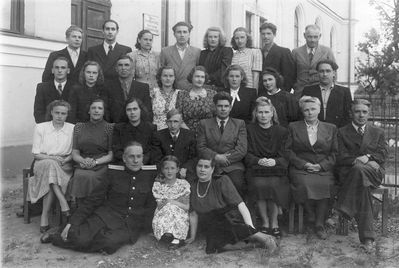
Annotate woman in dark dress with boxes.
[285,96,338,239]
[186,155,277,254]
[68,99,113,204]
[245,97,289,237]
[258,67,298,127]
[199,27,233,90]
[68,61,105,123]
[112,97,160,165]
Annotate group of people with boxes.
[28,18,387,255]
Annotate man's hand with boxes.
[215,154,230,167]
[353,155,369,165]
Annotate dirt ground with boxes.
[2,175,399,268]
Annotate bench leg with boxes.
[381,189,388,236]
[289,203,295,234]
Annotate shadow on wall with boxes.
[1,145,32,178]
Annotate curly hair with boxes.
[78,61,104,86]
[223,64,247,88]
[260,67,284,90]
[156,66,176,88]
[251,96,279,125]
[187,66,209,84]
[135,29,153,50]
[202,27,227,48]
[231,27,253,50]
[45,100,71,121]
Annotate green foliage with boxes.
[356,0,399,97]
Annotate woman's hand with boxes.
[61,223,71,241]
[258,158,276,167]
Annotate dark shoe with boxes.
[160,233,174,244]
[315,226,327,240]
[271,227,282,238]
[360,239,374,253]
[260,226,271,235]
[40,232,53,244]
[40,225,50,233]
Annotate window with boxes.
[1,0,24,34]
[294,9,299,48]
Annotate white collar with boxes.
[216,117,229,125]
[104,41,117,51]
[54,80,67,88]
[352,122,366,132]
[67,46,80,55]
[170,130,180,138]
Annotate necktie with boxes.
[220,120,225,134]
[57,83,63,95]
[309,50,313,64]
[172,135,177,143]
[71,49,78,66]
[108,45,113,55]
[358,126,364,136]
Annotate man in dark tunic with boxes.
[335,99,387,252]
[45,142,156,254]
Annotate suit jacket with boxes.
[87,43,132,80]
[103,79,152,123]
[197,117,247,172]
[302,84,352,128]
[160,45,201,90]
[292,44,335,96]
[285,121,338,173]
[262,43,296,91]
[42,47,87,83]
[157,128,196,169]
[222,87,257,124]
[33,81,74,123]
[337,123,387,174]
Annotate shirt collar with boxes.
[104,41,117,51]
[170,130,180,138]
[267,88,281,96]
[306,46,317,54]
[230,87,240,93]
[54,80,67,88]
[352,122,366,132]
[304,120,319,128]
[67,46,80,55]
[49,121,69,134]
[216,117,229,126]
[176,43,189,51]
[320,84,334,91]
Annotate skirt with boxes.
[67,165,107,198]
[28,159,73,203]
[248,175,290,209]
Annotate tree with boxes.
[356,0,399,98]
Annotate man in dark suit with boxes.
[34,56,74,123]
[42,26,87,84]
[292,24,336,99]
[302,60,352,128]
[46,142,156,254]
[336,99,387,252]
[259,22,295,92]
[87,20,132,81]
[197,92,247,195]
[160,21,200,90]
[102,55,152,123]
[156,109,197,183]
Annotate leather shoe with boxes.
[271,227,282,238]
[40,225,50,233]
[40,232,53,244]
[315,226,327,240]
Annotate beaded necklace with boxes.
[196,179,212,198]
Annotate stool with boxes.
[336,187,389,236]
[288,202,304,233]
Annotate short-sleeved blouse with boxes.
[175,88,216,135]
[128,50,160,89]
[191,176,242,214]
[150,87,180,130]
[32,121,74,156]
[73,120,113,158]
[231,48,262,88]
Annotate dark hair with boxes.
[172,21,193,33]
[160,155,181,169]
[260,67,284,90]
[120,97,149,123]
[123,141,143,153]
[351,98,371,112]
[213,91,233,105]
[135,30,153,49]
[187,66,209,84]
[259,22,277,35]
[223,64,247,88]
[316,59,339,71]
[117,54,133,63]
[166,108,182,120]
[52,56,70,68]
[102,19,119,30]
[78,61,104,86]
[156,66,176,88]
[197,152,216,168]
[65,25,83,37]
[86,98,106,119]
[231,27,253,50]
[45,100,71,121]
[252,96,279,125]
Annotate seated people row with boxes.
[31,95,386,253]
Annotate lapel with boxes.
[61,48,74,68]
[171,46,183,66]
[312,46,323,66]
[128,80,137,99]
[360,123,372,152]
[264,44,277,61]
[182,46,194,65]
[76,50,86,68]
[96,44,107,63]
[297,121,314,150]
[210,118,222,141]
[326,86,339,115]
[314,122,328,148]
[105,43,121,71]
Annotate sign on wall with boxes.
[143,13,160,36]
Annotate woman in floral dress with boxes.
[176,66,216,136]
[150,66,180,130]
[152,155,191,249]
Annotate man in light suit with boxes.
[102,55,152,123]
[336,99,387,252]
[42,26,87,84]
[160,21,200,90]
[197,92,247,195]
[259,22,295,92]
[302,60,352,128]
[87,20,132,81]
[292,24,336,99]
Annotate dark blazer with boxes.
[199,46,233,88]
[33,81,74,123]
[87,43,132,80]
[157,128,196,169]
[262,43,296,91]
[102,79,152,123]
[42,47,87,83]
[285,120,338,173]
[337,123,387,173]
[160,45,201,90]
[222,87,257,124]
[197,117,247,173]
[302,84,352,128]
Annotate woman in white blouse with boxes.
[29,100,74,234]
